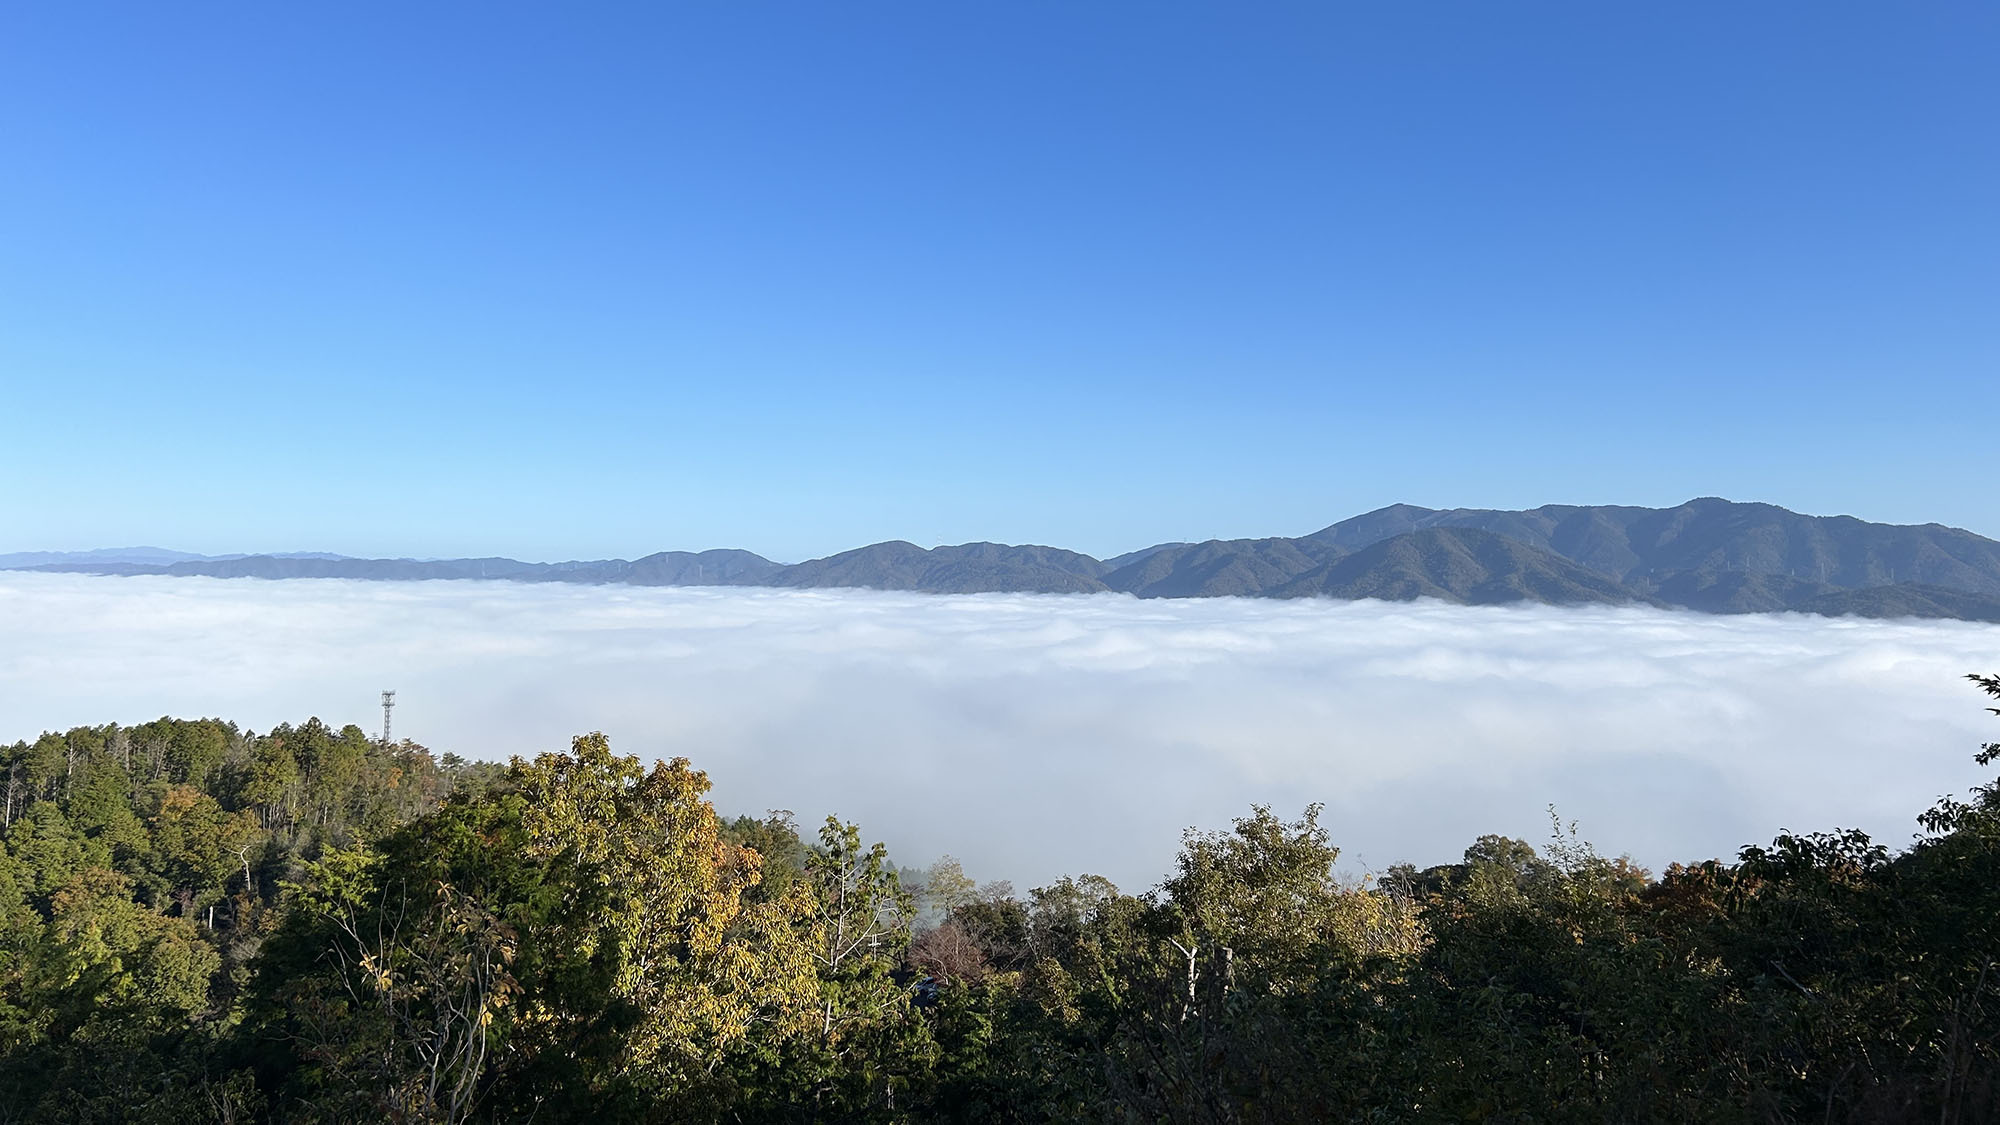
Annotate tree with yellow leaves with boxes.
[253,733,818,1122]
[503,734,818,1110]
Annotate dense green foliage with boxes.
[1,682,1998,1122]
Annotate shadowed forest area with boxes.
[0,683,1996,1123]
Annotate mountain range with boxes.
[12,499,2000,623]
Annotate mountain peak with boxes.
[12,499,2000,622]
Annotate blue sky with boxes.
[3,3,1994,562]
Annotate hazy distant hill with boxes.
[622,549,786,586]
[1791,583,2000,624]
[766,542,1109,594]
[0,547,348,569]
[1103,538,1335,598]
[1100,542,1190,570]
[29,556,627,582]
[15,499,2000,622]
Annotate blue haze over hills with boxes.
[14,498,2000,623]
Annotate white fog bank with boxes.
[2,572,1995,891]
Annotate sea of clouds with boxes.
[2,571,1995,892]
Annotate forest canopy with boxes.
[0,683,1996,1123]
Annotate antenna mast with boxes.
[380,690,396,745]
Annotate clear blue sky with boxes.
[3,3,1994,562]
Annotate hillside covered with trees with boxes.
[1,686,1997,1122]
[17,499,2000,622]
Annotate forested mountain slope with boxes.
[16,499,2000,621]
[1305,497,2000,594]
[1271,527,1643,606]
[1102,536,1333,598]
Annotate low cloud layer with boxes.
[2,572,1995,892]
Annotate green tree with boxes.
[255,733,818,1122]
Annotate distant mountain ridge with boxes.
[0,547,349,569]
[13,499,2000,623]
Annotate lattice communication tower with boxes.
[381,690,396,745]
